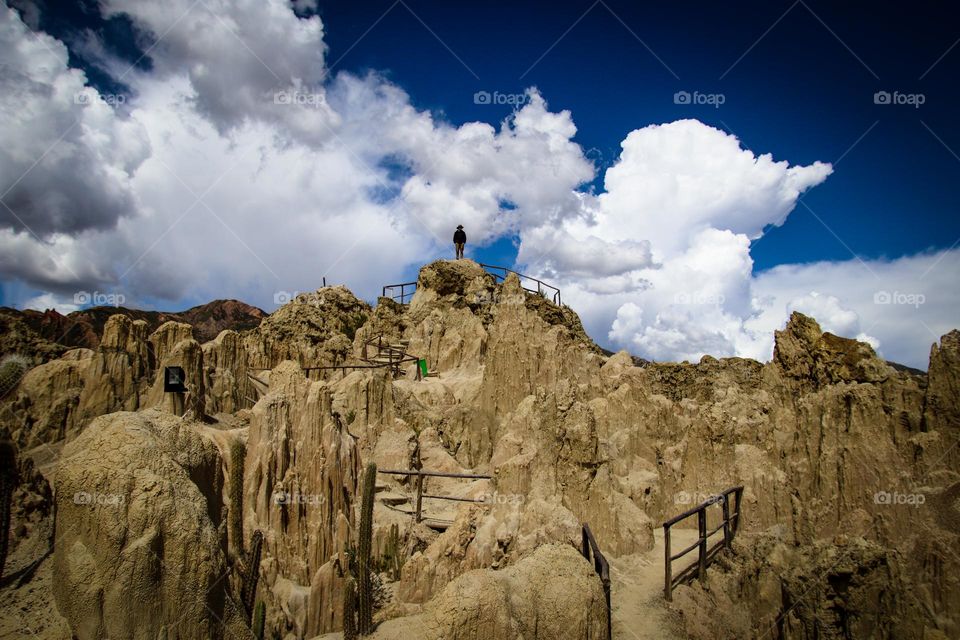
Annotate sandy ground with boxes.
[0,552,71,640]
[609,527,698,640]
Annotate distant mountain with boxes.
[0,299,267,355]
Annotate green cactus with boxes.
[229,439,246,556]
[252,600,266,640]
[343,575,357,640]
[0,355,29,400]
[380,523,404,581]
[243,530,263,620]
[0,438,18,580]
[358,462,376,635]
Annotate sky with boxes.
[0,0,957,369]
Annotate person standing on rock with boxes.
[453,225,467,259]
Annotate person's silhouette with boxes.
[453,225,466,259]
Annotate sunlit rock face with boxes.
[4,260,959,639]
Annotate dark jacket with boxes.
[453,229,467,244]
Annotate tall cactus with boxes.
[0,355,28,400]
[358,462,377,635]
[229,439,246,556]
[243,530,263,619]
[252,600,266,640]
[0,438,18,580]
[343,575,357,640]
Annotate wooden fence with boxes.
[662,486,743,601]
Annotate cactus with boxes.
[229,439,246,556]
[358,462,376,635]
[252,600,266,640]
[343,575,357,640]
[0,438,18,580]
[0,355,29,400]
[381,523,404,581]
[242,530,263,619]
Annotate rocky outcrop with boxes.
[51,410,248,640]
[4,261,959,640]
[245,362,362,636]
[673,534,939,639]
[360,544,608,640]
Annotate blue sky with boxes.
[1,0,957,367]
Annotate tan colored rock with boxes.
[352,544,608,640]
[145,322,205,417]
[51,410,248,639]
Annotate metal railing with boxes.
[479,263,561,306]
[250,335,424,380]
[662,486,743,601]
[581,523,611,640]
[382,282,417,304]
[378,469,491,523]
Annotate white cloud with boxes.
[0,2,956,370]
[0,5,150,237]
[22,292,80,315]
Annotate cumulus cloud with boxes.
[2,1,956,370]
[0,5,150,237]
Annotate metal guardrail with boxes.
[662,486,743,601]
[581,523,611,640]
[380,264,561,306]
[382,282,417,303]
[250,336,424,380]
[378,469,491,523]
[479,263,561,306]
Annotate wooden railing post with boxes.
[664,523,672,601]
[414,471,424,523]
[721,494,732,549]
[697,509,707,581]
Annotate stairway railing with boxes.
[378,469,492,523]
[662,486,743,601]
[478,263,561,305]
[581,523,611,640]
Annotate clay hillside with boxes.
[0,299,267,360]
[0,259,957,640]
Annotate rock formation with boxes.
[0,260,957,639]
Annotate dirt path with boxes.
[608,527,698,640]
